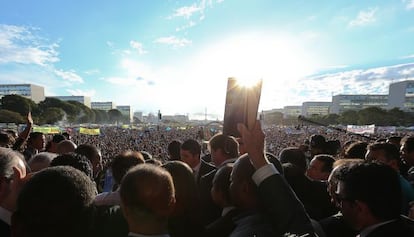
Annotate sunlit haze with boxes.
[1,0,414,120]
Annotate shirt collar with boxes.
[0,206,12,225]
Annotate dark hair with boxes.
[75,144,100,161]
[313,154,335,173]
[367,142,400,162]
[15,166,96,237]
[209,134,239,158]
[50,152,93,179]
[111,151,145,185]
[27,132,43,145]
[337,162,401,221]
[181,139,201,156]
[344,141,368,159]
[52,134,66,143]
[167,140,182,161]
[212,163,233,204]
[279,147,307,174]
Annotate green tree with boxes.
[38,97,80,122]
[357,107,387,125]
[0,94,38,117]
[108,109,123,123]
[338,110,358,125]
[0,109,24,123]
[67,101,95,123]
[40,107,65,124]
[93,109,109,124]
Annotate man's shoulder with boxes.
[367,216,414,237]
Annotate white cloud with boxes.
[0,24,59,66]
[348,8,378,27]
[54,69,84,83]
[405,0,414,10]
[154,36,192,48]
[129,40,147,55]
[84,69,100,75]
[106,41,114,48]
[401,54,414,59]
[66,89,96,97]
[176,21,197,32]
[172,4,202,19]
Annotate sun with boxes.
[234,77,262,88]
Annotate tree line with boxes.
[0,95,128,124]
[263,106,414,127]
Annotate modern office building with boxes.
[133,112,143,122]
[91,102,116,111]
[283,106,302,118]
[388,80,414,112]
[330,94,388,114]
[0,84,45,103]
[116,105,133,122]
[49,96,91,108]
[301,102,331,117]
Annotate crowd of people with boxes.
[1,115,414,236]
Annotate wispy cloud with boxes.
[401,54,414,59]
[404,0,414,10]
[0,24,59,66]
[130,40,147,55]
[348,7,378,27]
[169,0,224,31]
[66,89,96,97]
[54,69,84,83]
[154,36,192,48]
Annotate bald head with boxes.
[230,154,257,209]
[120,164,175,222]
[57,140,77,154]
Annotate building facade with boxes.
[283,106,302,118]
[301,101,331,117]
[49,96,91,108]
[330,94,388,114]
[0,84,45,103]
[91,102,116,111]
[388,80,414,112]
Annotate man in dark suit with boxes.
[233,122,316,237]
[180,139,215,185]
[0,148,27,237]
[198,134,239,225]
[120,164,175,237]
[336,162,414,237]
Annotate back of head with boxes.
[310,134,326,152]
[52,134,66,144]
[0,132,12,148]
[0,147,24,178]
[57,140,77,154]
[111,151,145,185]
[75,144,99,160]
[313,154,335,174]
[212,163,233,206]
[181,139,201,156]
[162,161,198,215]
[27,132,43,146]
[28,152,57,172]
[279,147,307,174]
[337,162,401,221]
[120,164,175,222]
[230,154,258,209]
[14,166,96,237]
[344,141,368,159]
[367,142,400,162]
[50,152,93,179]
[167,140,182,161]
[209,133,239,159]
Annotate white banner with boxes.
[347,124,375,134]
[376,126,396,134]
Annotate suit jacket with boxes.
[257,173,316,236]
[198,169,222,225]
[364,216,414,237]
[0,219,10,237]
[196,160,215,185]
[205,208,241,237]
[319,212,357,237]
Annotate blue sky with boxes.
[1,0,414,119]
